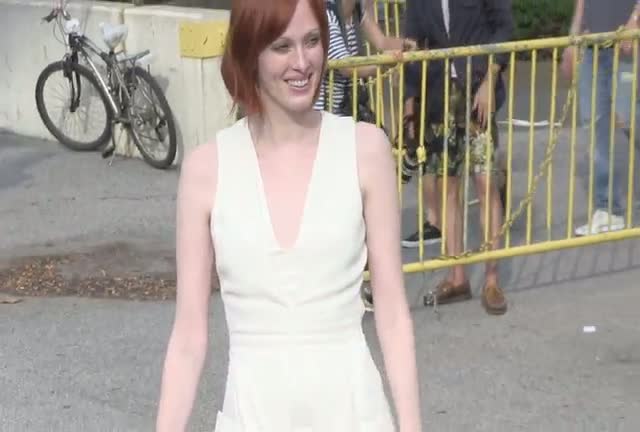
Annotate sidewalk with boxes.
[2,129,640,431]
[0,132,178,299]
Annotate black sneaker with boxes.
[401,222,442,248]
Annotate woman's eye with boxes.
[307,37,320,47]
[273,44,290,52]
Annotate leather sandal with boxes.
[424,280,472,306]
[481,282,507,315]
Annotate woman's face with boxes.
[256,0,325,115]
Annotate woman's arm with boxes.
[561,0,585,80]
[156,143,218,432]
[569,0,585,36]
[622,1,640,54]
[356,122,422,432]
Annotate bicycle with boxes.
[35,0,177,169]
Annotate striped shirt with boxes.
[314,6,360,113]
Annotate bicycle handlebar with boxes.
[42,10,57,22]
[42,1,71,23]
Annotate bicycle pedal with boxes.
[102,146,115,159]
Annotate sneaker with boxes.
[575,209,625,237]
[361,282,374,312]
[402,222,442,248]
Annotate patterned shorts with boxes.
[408,83,500,178]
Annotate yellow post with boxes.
[608,44,620,229]
[441,58,451,256]
[484,54,495,244]
[547,48,558,240]
[526,50,537,245]
[627,40,638,227]
[505,52,516,249]
[463,56,472,252]
[588,45,599,234]
[567,46,579,238]
[418,60,428,261]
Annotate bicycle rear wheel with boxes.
[125,66,177,169]
[35,60,113,151]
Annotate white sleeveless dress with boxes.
[211,112,395,431]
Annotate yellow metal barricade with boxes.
[327,29,640,275]
[177,1,640,282]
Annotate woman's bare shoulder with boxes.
[181,140,218,174]
[352,121,398,203]
[354,122,394,177]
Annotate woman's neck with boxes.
[248,109,321,149]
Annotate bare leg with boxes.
[474,172,507,314]
[423,174,441,228]
[440,176,466,286]
[423,174,472,307]
[473,174,502,285]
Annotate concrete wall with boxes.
[0,0,234,164]
[123,5,233,162]
[0,0,128,139]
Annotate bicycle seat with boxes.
[100,23,128,50]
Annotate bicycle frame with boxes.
[48,7,140,121]
[67,33,126,118]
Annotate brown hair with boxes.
[221,0,329,115]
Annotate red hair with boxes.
[221,0,329,115]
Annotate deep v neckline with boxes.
[246,112,326,253]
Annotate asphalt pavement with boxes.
[2,111,640,431]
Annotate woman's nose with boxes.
[291,46,310,71]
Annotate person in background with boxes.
[564,0,640,236]
[319,0,415,311]
[315,0,415,115]
[401,0,514,315]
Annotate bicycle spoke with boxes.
[129,75,171,160]
[42,68,108,145]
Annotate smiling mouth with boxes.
[286,75,312,89]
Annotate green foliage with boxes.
[512,0,575,40]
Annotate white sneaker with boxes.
[575,209,625,236]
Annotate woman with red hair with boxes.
[154,0,422,430]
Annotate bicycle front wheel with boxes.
[125,66,177,169]
[35,60,113,151]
